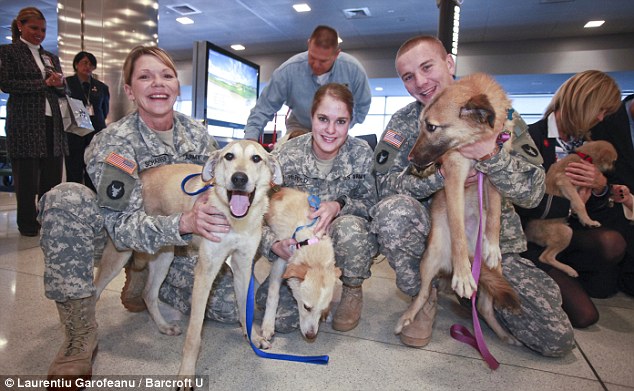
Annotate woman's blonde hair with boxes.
[545,70,621,139]
[12,7,45,43]
[122,45,178,86]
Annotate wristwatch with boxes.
[335,196,346,210]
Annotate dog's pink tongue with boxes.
[230,191,250,217]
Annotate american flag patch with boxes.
[105,152,137,175]
[383,130,404,149]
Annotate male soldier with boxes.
[243,25,371,141]
[369,36,574,357]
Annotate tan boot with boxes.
[400,287,438,347]
[332,285,363,332]
[120,260,148,312]
[48,296,98,390]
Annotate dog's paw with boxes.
[158,323,182,336]
[394,312,415,334]
[483,243,502,270]
[451,272,477,299]
[250,333,272,350]
[561,265,579,278]
[579,217,601,228]
[261,323,275,342]
[500,334,523,347]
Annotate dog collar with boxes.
[295,236,319,249]
[291,194,321,240]
[575,151,593,163]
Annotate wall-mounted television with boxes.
[192,41,259,137]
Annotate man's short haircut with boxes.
[309,25,339,50]
[396,35,447,62]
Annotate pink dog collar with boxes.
[295,236,319,249]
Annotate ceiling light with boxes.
[5,36,12,41]
[584,20,604,28]
[293,3,311,13]
[176,16,194,25]
[375,87,384,92]
[231,44,246,51]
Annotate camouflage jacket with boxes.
[372,100,546,254]
[85,111,218,253]
[260,133,377,256]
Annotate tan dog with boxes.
[394,73,521,345]
[93,140,282,380]
[261,187,341,342]
[524,140,617,277]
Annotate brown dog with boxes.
[93,140,282,382]
[395,73,521,345]
[261,187,341,342]
[524,140,617,277]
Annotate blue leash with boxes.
[245,193,328,364]
[181,173,213,196]
[245,270,329,365]
[291,195,321,239]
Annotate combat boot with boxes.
[399,286,438,347]
[47,296,98,390]
[120,260,148,312]
[332,285,363,332]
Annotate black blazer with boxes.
[65,74,110,132]
[0,40,67,158]
[590,94,634,190]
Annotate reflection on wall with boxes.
[57,0,158,124]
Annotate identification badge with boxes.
[86,103,94,116]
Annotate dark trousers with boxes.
[12,117,63,233]
[65,131,96,191]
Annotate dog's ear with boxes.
[201,149,222,182]
[282,263,308,280]
[334,267,342,278]
[459,94,495,128]
[267,154,284,185]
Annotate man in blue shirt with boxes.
[244,25,371,141]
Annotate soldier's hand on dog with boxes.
[311,201,339,235]
[272,238,298,260]
[565,160,608,192]
[178,192,230,242]
[458,130,499,162]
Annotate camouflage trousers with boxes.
[38,182,238,322]
[370,194,574,357]
[256,213,378,332]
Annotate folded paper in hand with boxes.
[59,96,95,137]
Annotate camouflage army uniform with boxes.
[256,133,378,331]
[369,101,574,357]
[38,111,237,323]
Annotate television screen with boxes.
[204,42,259,130]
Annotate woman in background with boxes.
[522,70,624,328]
[0,6,66,236]
[65,51,110,191]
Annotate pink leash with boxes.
[449,171,500,370]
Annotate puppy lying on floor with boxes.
[524,140,617,277]
[261,187,341,342]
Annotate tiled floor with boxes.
[1,190,633,390]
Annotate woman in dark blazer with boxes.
[0,7,66,236]
[521,71,624,328]
[64,51,110,191]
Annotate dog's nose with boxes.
[231,172,248,188]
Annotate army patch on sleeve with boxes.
[97,164,136,211]
[106,152,137,175]
[383,130,405,149]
